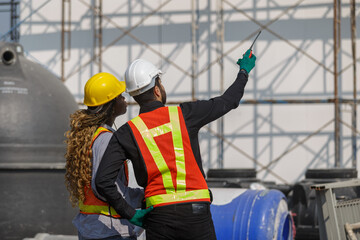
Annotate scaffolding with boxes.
[63,0,358,181]
[0,0,19,42]
[1,0,359,184]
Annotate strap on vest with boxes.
[90,126,111,147]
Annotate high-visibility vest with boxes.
[79,126,128,218]
[128,106,210,208]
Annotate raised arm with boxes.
[181,50,256,129]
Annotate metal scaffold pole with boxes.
[333,0,341,167]
[61,0,71,82]
[216,0,224,168]
[350,0,357,168]
[93,0,103,72]
[10,0,19,42]
[191,0,198,101]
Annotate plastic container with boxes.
[210,189,293,240]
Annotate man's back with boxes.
[96,53,256,239]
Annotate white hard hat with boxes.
[124,59,162,96]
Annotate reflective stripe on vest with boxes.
[130,106,210,207]
[79,185,121,218]
[78,126,123,218]
[79,203,120,218]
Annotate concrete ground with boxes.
[23,233,77,240]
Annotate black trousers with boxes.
[144,202,217,240]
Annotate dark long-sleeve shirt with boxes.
[95,70,249,219]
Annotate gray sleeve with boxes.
[91,132,113,201]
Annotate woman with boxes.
[65,72,144,240]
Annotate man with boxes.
[95,50,256,240]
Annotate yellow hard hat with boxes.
[83,72,126,107]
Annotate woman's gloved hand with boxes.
[236,49,256,74]
[129,206,154,227]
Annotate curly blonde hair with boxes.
[64,102,114,207]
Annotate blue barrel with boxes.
[210,189,293,240]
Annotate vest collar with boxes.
[100,123,115,132]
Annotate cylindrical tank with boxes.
[0,42,79,240]
[211,188,293,240]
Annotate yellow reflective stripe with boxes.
[131,116,175,194]
[93,126,109,139]
[149,122,172,137]
[168,106,186,192]
[91,126,111,147]
[146,189,210,207]
[79,201,119,217]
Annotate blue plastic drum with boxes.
[210,189,293,240]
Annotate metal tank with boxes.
[0,42,79,240]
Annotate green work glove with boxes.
[129,206,153,227]
[236,49,256,74]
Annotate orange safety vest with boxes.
[128,106,210,208]
[79,126,129,218]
